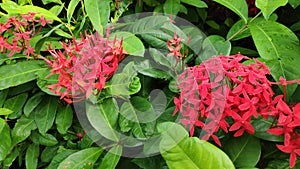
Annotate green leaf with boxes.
[2,147,19,168]
[0,60,46,90]
[163,0,181,16]
[132,156,166,169]
[46,148,77,169]
[49,3,64,16]
[223,134,261,168]
[41,146,59,163]
[25,143,40,169]
[55,104,73,135]
[149,48,173,69]
[23,92,45,117]
[213,0,248,23]
[231,46,258,56]
[180,0,208,8]
[67,0,80,24]
[227,19,251,41]
[57,147,103,169]
[98,145,122,169]
[12,116,37,145]
[36,69,59,96]
[289,0,300,8]
[54,29,72,38]
[4,93,28,119]
[84,0,110,35]
[0,108,13,116]
[249,20,300,99]
[113,31,145,57]
[252,116,284,142]
[42,0,62,5]
[30,131,58,146]
[86,98,119,142]
[32,96,58,135]
[256,0,288,20]
[0,118,11,161]
[0,89,8,107]
[203,35,231,57]
[158,123,234,169]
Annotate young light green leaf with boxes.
[25,144,40,169]
[256,0,288,20]
[4,93,28,119]
[42,0,62,5]
[0,108,13,116]
[32,96,58,135]
[213,0,248,23]
[55,29,72,38]
[249,20,300,99]
[159,122,235,169]
[57,147,103,169]
[180,0,208,8]
[289,0,300,8]
[12,116,37,145]
[0,118,12,161]
[163,0,181,16]
[98,145,122,169]
[84,0,110,35]
[223,134,261,168]
[67,0,80,24]
[55,104,73,135]
[49,3,64,16]
[0,60,46,90]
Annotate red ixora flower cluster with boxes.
[42,30,126,103]
[173,54,300,167]
[0,12,51,57]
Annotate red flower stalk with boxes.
[0,13,52,57]
[43,31,126,103]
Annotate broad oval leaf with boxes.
[227,19,251,41]
[249,20,300,98]
[12,116,37,145]
[214,0,248,23]
[86,98,120,142]
[55,104,73,135]
[41,146,59,163]
[256,0,288,20]
[25,143,40,169]
[57,147,103,169]
[0,108,13,116]
[98,145,122,169]
[163,0,181,16]
[159,123,235,169]
[32,96,58,135]
[0,118,11,161]
[84,0,110,35]
[0,60,46,90]
[223,134,261,168]
[46,148,77,169]
[4,93,28,119]
[23,92,45,117]
[30,131,58,146]
[180,0,208,8]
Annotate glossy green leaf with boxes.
[256,0,288,20]
[158,123,234,169]
[203,35,231,57]
[98,145,122,169]
[180,0,207,8]
[25,143,39,169]
[41,146,59,163]
[0,108,13,116]
[67,0,80,24]
[54,29,72,38]
[163,0,180,16]
[223,134,261,168]
[0,54,27,66]
[12,116,37,145]
[0,60,46,90]
[249,20,300,98]
[149,48,173,69]
[30,131,58,146]
[23,92,45,117]
[57,147,103,169]
[49,3,64,16]
[227,19,251,41]
[252,116,284,142]
[0,89,8,107]
[36,69,59,96]
[213,0,248,23]
[86,98,119,142]
[84,0,110,35]
[55,104,73,135]
[289,0,300,8]
[4,93,28,119]
[32,96,58,135]
[46,148,77,169]
[2,147,19,168]
[231,46,258,56]
[42,0,62,5]
[0,118,11,161]
[113,31,145,57]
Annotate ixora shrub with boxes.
[1,0,300,169]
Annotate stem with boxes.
[227,12,262,41]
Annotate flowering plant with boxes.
[1,0,300,169]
